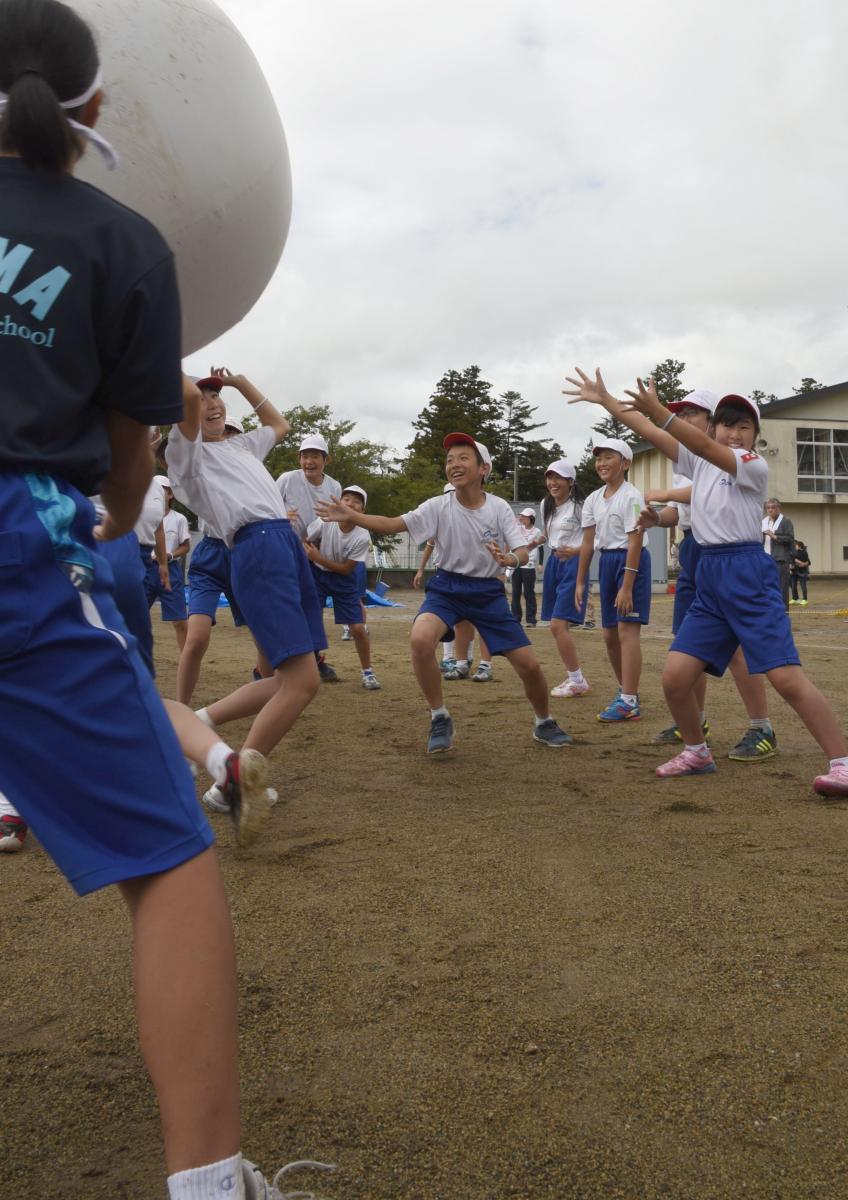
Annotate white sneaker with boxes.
[550,677,591,698]
[202,783,230,813]
[341,625,352,640]
[362,673,381,690]
[242,1157,336,1199]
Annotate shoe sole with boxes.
[727,748,778,762]
[656,763,717,778]
[597,713,641,722]
[202,792,231,814]
[233,750,271,848]
[533,734,573,748]
[813,780,848,797]
[551,690,591,699]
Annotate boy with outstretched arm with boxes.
[565,368,848,794]
[317,433,572,753]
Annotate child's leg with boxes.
[662,651,710,744]
[350,622,371,670]
[176,614,214,706]
[693,672,708,716]
[503,645,551,717]
[204,653,320,758]
[728,647,769,719]
[172,618,188,652]
[602,625,622,684]
[410,614,450,708]
[453,619,475,663]
[791,575,799,601]
[618,622,642,695]
[800,575,808,601]
[766,665,847,759]
[118,849,241,1174]
[254,641,274,680]
[550,618,580,672]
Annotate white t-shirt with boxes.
[669,471,692,532]
[402,492,525,579]
[135,478,167,546]
[306,518,370,570]
[163,508,190,557]
[544,498,583,551]
[277,470,342,540]
[675,445,768,546]
[518,524,544,569]
[581,481,645,550]
[165,425,285,548]
[761,512,783,555]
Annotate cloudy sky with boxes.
[184,0,848,462]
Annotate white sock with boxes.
[195,707,215,729]
[699,711,706,723]
[620,692,638,707]
[567,669,584,683]
[442,642,454,660]
[750,717,773,735]
[534,714,552,727]
[685,742,709,755]
[431,705,449,719]
[168,1153,244,1200]
[0,791,21,819]
[362,666,374,676]
[205,741,233,786]
[478,660,491,669]
[829,755,848,769]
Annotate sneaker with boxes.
[318,658,339,683]
[533,718,574,747]
[440,656,457,675]
[652,720,711,745]
[550,677,590,699]
[471,663,492,682]
[341,625,352,640]
[526,621,537,628]
[789,599,798,605]
[427,713,455,754]
[728,728,778,762]
[202,783,231,813]
[362,672,381,690]
[444,662,470,681]
[242,1157,336,1200]
[813,763,848,798]
[655,747,717,778]
[597,696,641,722]
[582,620,596,629]
[800,599,808,606]
[220,750,271,848]
[0,815,27,853]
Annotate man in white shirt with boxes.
[144,476,191,649]
[761,498,794,613]
[511,507,544,626]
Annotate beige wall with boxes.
[630,392,848,574]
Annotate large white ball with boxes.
[70,0,291,354]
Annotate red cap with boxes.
[195,375,224,392]
[443,432,477,452]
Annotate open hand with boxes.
[637,507,660,532]
[315,498,349,523]
[621,376,663,420]
[562,367,616,407]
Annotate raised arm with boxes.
[563,369,681,463]
[214,367,290,443]
[315,497,407,536]
[621,378,741,475]
[175,374,202,442]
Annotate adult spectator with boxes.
[762,498,794,612]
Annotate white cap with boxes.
[154,474,171,489]
[668,389,719,415]
[475,441,492,477]
[545,459,576,480]
[520,507,537,518]
[592,437,633,462]
[299,434,329,454]
[223,417,242,434]
[341,484,367,505]
[443,482,456,493]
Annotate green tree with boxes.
[407,366,503,468]
[494,390,548,477]
[649,357,688,407]
[750,389,778,407]
[793,377,825,394]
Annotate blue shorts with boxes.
[231,519,327,667]
[672,531,700,635]
[311,563,365,625]
[0,473,212,896]
[598,547,652,628]
[97,531,155,677]
[417,569,530,656]
[672,542,800,677]
[145,557,188,622]
[188,535,246,627]
[354,560,368,600]
[540,553,588,625]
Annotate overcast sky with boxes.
[184,0,848,463]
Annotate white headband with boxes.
[0,66,118,170]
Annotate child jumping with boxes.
[317,433,572,752]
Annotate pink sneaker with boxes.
[655,748,716,778]
[813,763,848,797]
[551,678,591,698]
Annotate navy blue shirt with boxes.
[0,158,183,495]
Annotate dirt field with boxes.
[4,582,848,1199]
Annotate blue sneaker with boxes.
[440,657,457,675]
[427,713,455,754]
[597,696,641,722]
[533,718,573,747]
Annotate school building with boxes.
[628,383,848,576]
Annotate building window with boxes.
[796,427,848,493]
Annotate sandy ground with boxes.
[4,581,848,1199]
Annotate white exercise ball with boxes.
[69,0,291,355]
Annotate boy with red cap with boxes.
[318,433,572,753]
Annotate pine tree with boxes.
[750,389,778,407]
[495,390,547,476]
[793,377,825,394]
[650,358,688,406]
[407,366,503,468]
